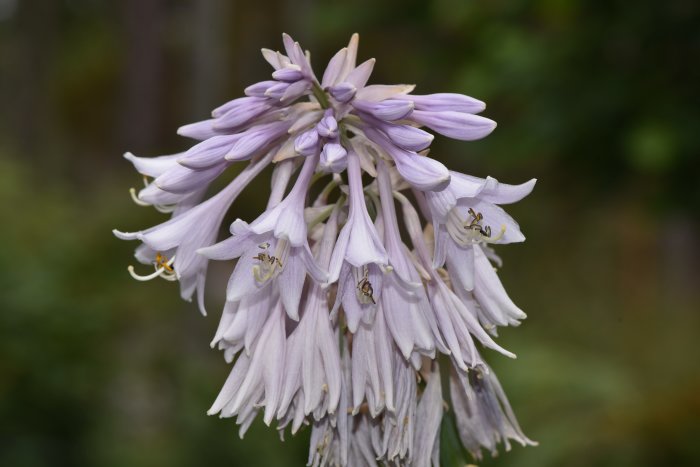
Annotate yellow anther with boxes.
[155,252,175,273]
[127,252,177,282]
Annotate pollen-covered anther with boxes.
[251,241,288,283]
[356,269,376,304]
[127,252,177,282]
[446,207,506,245]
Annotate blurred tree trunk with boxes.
[282,0,314,46]
[191,0,232,118]
[663,216,699,309]
[120,0,165,153]
[12,0,58,162]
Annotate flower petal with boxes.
[356,84,415,102]
[478,176,537,204]
[345,58,375,89]
[321,47,347,88]
[277,249,306,320]
[410,110,497,141]
[402,92,486,114]
[155,163,227,194]
[364,128,450,191]
[123,152,182,178]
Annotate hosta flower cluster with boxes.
[115,34,536,466]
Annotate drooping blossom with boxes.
[115,33,537,465]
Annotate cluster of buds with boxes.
[115,33,537,466]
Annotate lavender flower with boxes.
[115,33,537,465]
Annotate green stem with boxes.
[307,205,334,231]
[316,178,339,205]
[311,81,331,109]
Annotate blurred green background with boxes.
[1,1,699,466]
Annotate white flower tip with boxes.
[286,309,300,321]
[123,151,135,162]
[511,229,526,243]
[320,271,331,283]
[346,318,360,334]
[227,290,245,303]
[468,98,487,113]
[430,174,451,192]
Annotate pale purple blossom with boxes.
[450,360,538,459]
[114,32,537,465]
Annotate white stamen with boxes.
[129,187,177,213]
[152,204,177,214]
[127,254,177,282]
[128,265,166,281]
[129,188,151,206]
